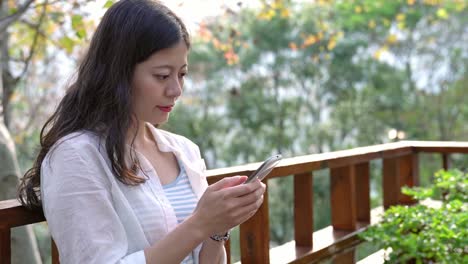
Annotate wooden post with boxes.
[383,157,399,209]
[294,172,313,248]
[355,162,370,223]
[240,181,270,264]
[442,154,450,170]
[0,228,11,264]
[52,239,60,264]
[383,153,419,209]
[330,165,357,230]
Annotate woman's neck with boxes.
[127,121,155,150]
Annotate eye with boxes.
[179,72,188,79]
[154,74,170,80]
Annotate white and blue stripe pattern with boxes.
[162,159,197,263]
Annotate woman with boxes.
[18,0,266,263]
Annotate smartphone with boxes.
[244,154,282,184]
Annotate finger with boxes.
[209,176,247,192]
[232,195,264,222]
[233,185,265,207]
[221,180,261,198]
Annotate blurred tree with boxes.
[0,1,113,262]
[167,0,467,250]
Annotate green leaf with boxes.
[71,15,86,40]
[104,0,115,8]
[9,7,18,15]
[58,36,75,54]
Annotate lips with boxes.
[157,105,173,112]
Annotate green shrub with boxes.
[359,169,468,263]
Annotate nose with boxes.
[166,77,183,98]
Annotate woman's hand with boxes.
[192,176,266,236]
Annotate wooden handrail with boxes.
[1,140,467,264]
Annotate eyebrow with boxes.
[152,64,188,70]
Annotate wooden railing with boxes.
[1,141,467,264]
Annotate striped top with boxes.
[162,159,198,263]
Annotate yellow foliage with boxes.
[258,9,276,20]
[396,13,406,22]
[220,44,230,52]
[317,31,324,40]
[289,42,298,51]
[336,31,344,39]
[327,39,336,50]
[436,8,449,19]
[303,35,317,47]
[355,6,362,13]
[317,0,332,6]
[397,22,406,29]
[407,0,416,5]
[423,0,441,6]
[368,20,376,29]
[383,19,391,26]
[8,0,15,9]
[373,46,389,60]
[280,9,290,18]
[386,34,398,44]
[9,91,19,102]
[455,0,466,11]
[14,135,24,145]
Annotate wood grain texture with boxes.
[330,165,357,231]
[294,172,313,247]
[0,228,11,264]
[355,162,370,223]
[240,181,270,264]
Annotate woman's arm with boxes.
[44,139,265,263]
[198,238,225,264]
[144,176,265,263]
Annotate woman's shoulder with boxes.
[150,125,197,148]
[48,130,103,159]
[150,126,201,158]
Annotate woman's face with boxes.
[131,41,188,125]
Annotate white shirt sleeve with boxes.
[41,140,146,264]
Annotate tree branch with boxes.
[20,18,64,50]
[0,0,35,32]
[15,0,48,81]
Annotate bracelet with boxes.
[210,231,230,242]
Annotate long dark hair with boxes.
[18,0,190,210]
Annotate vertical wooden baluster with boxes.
[294,172,313,248]
[240,180,270,264]
[383,157,399,209]
[398,154,418,205]
[383,153,419,209]
[330,165,357,230]
[0,228,11,264]
[355,162,370,223]
[52,238,60,264]
[442,153,450,170]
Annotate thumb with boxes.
[210,175,248,191]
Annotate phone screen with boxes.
[244,154,282,184]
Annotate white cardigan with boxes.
[41,124,223,263]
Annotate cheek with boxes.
[134,76,160,99]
